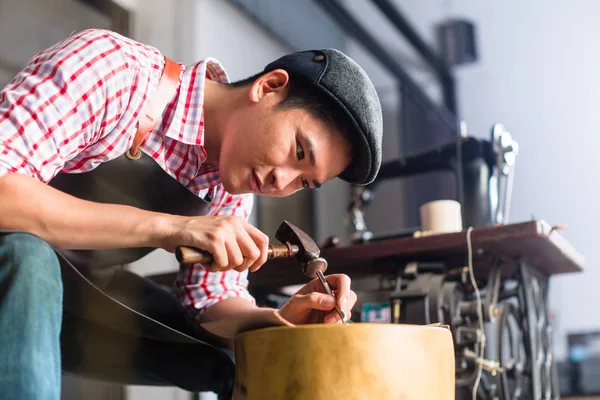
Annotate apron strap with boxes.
[126,57,181,160]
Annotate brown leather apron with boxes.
[40,58,235,394]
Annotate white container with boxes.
[419,199,463,234]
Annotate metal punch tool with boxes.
[315,270,351,324]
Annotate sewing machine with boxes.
[347,123,519,243]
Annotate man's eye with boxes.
[301,177,309,189]
[296,140,305,161]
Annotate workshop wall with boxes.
[362,0,600,361]
[0,0,112,87]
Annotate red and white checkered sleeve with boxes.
[0,29,134,182]
[175,190,257,321]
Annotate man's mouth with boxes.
[251,169,262,193]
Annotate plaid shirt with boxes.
[0,29,255,316]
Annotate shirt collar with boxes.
[161,58,229,154]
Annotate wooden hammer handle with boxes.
[176,243,299,264]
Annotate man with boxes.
[0,29,382,399]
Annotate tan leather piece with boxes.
[128,57,181,158]
[200,310,294,340]
[233,323,455,400]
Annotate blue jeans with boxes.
[0,232,63,400]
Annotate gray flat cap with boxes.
[265,49,383,185]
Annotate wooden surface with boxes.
[233,323,455,400]
[247,219,584,292]
[148,219,584,293]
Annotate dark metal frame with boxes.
[370,0,457,114]
[229,0,457,132]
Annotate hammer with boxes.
[176,221,323,277]
[176,220,350,323]
[273,221,350,324]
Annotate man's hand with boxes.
[278,274,357,325]
[161,215,269,273]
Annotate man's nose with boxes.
[271,167,299,192]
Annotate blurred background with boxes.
[1,0,599,399]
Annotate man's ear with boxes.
[248,69,290,103]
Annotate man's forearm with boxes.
[200,297,272,323]
[0,172,169,249]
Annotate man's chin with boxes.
[220,178,249,195]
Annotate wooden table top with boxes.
[246,219,584,292]
[148,219,584,293]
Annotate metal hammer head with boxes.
[275,220,328,278]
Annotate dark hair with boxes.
[229,72,354,154]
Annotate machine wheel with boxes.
[497,302,528,400]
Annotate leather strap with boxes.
[126,57,181,160]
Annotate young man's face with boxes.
[218,70,352,197]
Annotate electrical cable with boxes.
[466,226,485,400]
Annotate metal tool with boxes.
[316,270,351,324]
[274,221,350,324]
